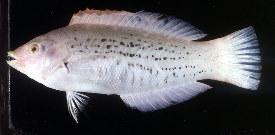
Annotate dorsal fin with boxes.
[69,9,207,40]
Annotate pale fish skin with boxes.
[7,9,261,122]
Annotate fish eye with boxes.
[29,43,40,54]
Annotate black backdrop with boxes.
[9,0,275,134]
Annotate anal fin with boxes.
[66,92,90,123]
[120,81,211,112]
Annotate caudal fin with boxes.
[216,26,261,90]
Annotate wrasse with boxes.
[7,9,261,122]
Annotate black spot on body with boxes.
[120,42,125,46]
[163,57,167,60]
[106,45,111,49]
[74,37,77,41]
[159,47,163,50]
[101,39,107,42]
[130,54,135,57]
[135,16,141,21]
[41,45,46,51]
[64,62,70,73]
[130,42,134,47]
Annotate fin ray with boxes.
[120,81,211,112]
[69,9,206,40]
[215,27,261,90]
[66,92,90,123]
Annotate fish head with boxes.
[7,35,69,82]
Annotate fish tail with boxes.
[215,26,261,90]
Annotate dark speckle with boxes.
[159,47,163,50]
[74,37,77,41]
[64,62,70,73]
[130,54,135,57]
[130,42,134,47]
[135,16,141,21]
[41,45,46,51]
[120,42,125,46]
[163,57,167,60]
[106,45,112,49]
[101,39,107,42]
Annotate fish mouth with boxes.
[7,51,18,62]
[7,51,22,68]
[7,51,26,75]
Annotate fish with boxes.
[7,9,261,123]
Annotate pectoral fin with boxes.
[120,81,211,112]
[66,92,90,123]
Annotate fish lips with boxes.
[7,51,24,71]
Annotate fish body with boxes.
[42,24,216,95]
[7,9,261,122]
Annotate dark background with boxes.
[9,0,275,134]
